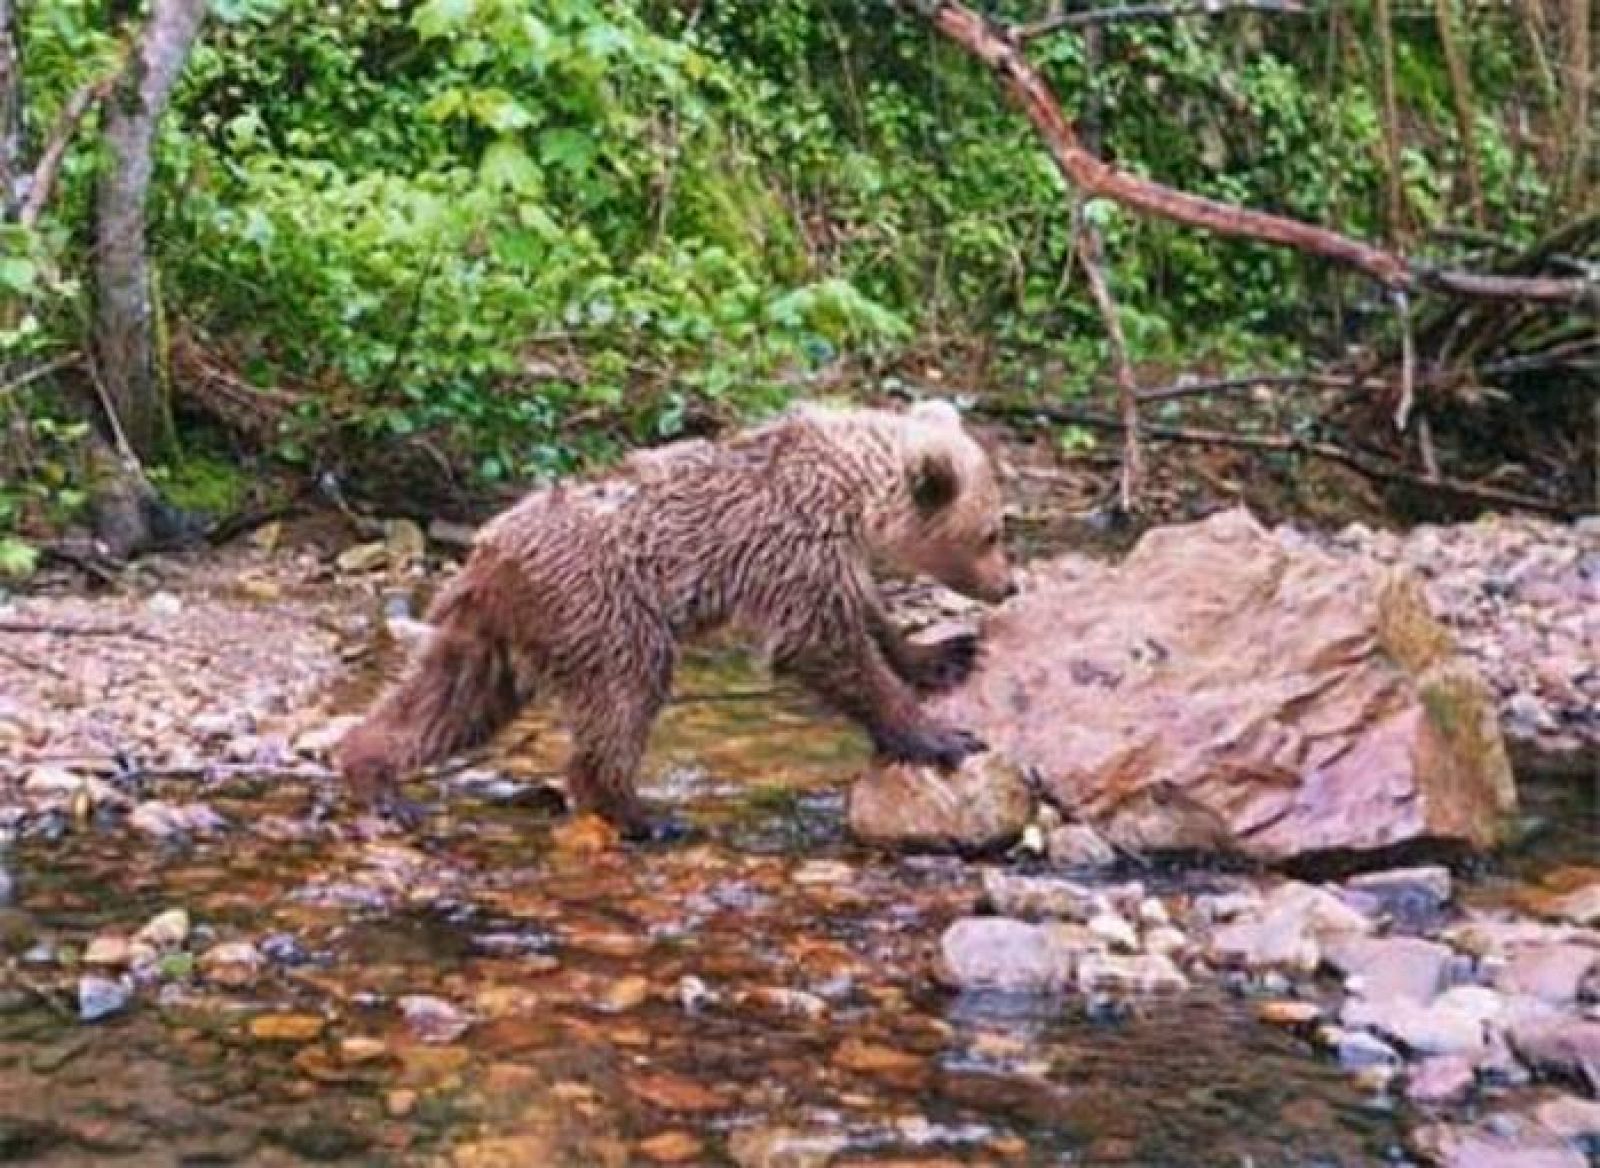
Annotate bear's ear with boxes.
[909,399,962,430]
[909,449,960,514]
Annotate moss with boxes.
[157,453,248,517]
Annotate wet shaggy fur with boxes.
[335,399,1015,835]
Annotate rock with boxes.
[1341,996,1490,1057]
[1531,1094,1600,1144]
[1087,911,1139,952]
[1257,1000,1322,1027]
[625,1071,728,1113]
[145,591,182,617]
[129,801,225,839]
[1208,882,1371,972]
[77,975,132,1022]
[336,541,387,575]
[1406,1054,1478,1105]
[1322,936,1453,1003]
[637,1131,704,1164]
[134,908,190,952]
[1411,1120,1588,1168]
[1332,1027,1402,1070]
[449,1135,562,1168]
[1507,1016,1600,1094]
[198,941,264,988]
[849,752,1033,852]
[1144,926,1189,957]
[1342,866,1453,927]
[935,917,1105,992]
[1046,822,1118,867]
[399,995,472,1044]
[1074,952,1188,993]
[249,1014,326,1043]
[599,976,649,1013]
[1195,889,1264,923]
[929,509,1516,861]
[1543,884,1600,928]
[0,865,12,907]
[727,1126,848,1168]
[980,870,1099,921]
[831,1038,927,1084]
[83,935,132,968]
[1495,944,1599,1005]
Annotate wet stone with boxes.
[1331,1027,1403,1070]
[1045,822,1118,868]
[979,870,1100,921]
[1405,1054,1478,1105]
[1342,865,1453,929]
[1494,943,1599,1005]
[77,974,132,1023]
[1507,1016,1600,1095]
[1410,1118,1588,1168]
[1322,935,1453,1003]
[935,917,1104,992]
[727,1126,848,1168]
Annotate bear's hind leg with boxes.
[558,642,675,838]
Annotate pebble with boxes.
[399,994,472,1044]
[1404,1053,1477,1105]
[78,974,132,1022]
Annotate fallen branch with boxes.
[904,1,1597,307]
[978,400,1580,517]
[1017,0,1304,38]
[0,619,170,642]
[19,72,116,229]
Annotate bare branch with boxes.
[904,1,1598,308]
[1017,0,1305,38]
[19,73,116,229]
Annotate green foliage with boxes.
[0,0,1569,511]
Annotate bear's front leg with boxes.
[775,631,986,769]
[865,603,979,695]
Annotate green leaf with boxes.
[412,0,475,39]
[0,537,39,580]
[538,128,595,175]
[480,139,541,194]
[0,258,37,295]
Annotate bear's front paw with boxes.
[619,813,702,847]
[907,632,980,693]
[375,791,427,831]
[876,722,987,770]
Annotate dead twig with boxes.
[0,619,170,642]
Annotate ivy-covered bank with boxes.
[0,0,1582,560]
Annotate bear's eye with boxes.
[983,528,1002,548]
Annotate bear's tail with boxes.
[335,620,523,804]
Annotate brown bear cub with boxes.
[335,399,1015,838]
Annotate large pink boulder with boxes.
[927,508,1516,863]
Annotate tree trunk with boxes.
[1372,0,1408,244]
[0,0,21,220]
[93,0,205,461]
[1432,0,1485,227]
[1560,0,1592,212]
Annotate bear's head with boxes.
[883,399,1016,604]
